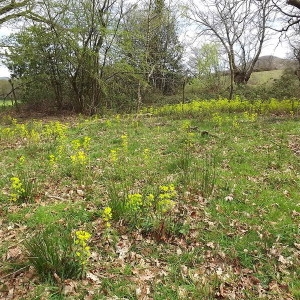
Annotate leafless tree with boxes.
[186,0,274,99]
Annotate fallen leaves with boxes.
[5,247,23,261]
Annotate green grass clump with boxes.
[24,227,92,284]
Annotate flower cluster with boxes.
[71,137,91,151]
[102,206,112,228]
[70,151,87,165]
[19,155,25,165]
[121,134,128,149]
[48,154,57,167]
[144,97,300,119]
[29,129,41,143]
[144,193,155,207]
[157,184,177,213]
[82,137,91,150]
[243,111,258,122]
[74,230,92,265]
[10,177,25,202]
[44,121,67,141]
[126,193,143,211]
[0,119,70,145]
[212,113,223,127]
[159,184,176,197]
[109,149,118,163]
[143,148,150,161]
[181,120,191,131]
[71,139,81,150]
[124,185,177,215]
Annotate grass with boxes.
[248,70,283,86]
[0,99,299,299]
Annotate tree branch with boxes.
[0,0,36,24]
[0,0,30,16]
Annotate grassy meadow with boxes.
[0,98,299,299]
[248,70,283,86]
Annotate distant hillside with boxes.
[254,55,295,72]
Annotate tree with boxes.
[188,43,226,98]
[4,0,183,113]
[285,21,300,81]
[5,25,68,109]
[187,0,273,99]
[120,0,183,95]
[5,0,127,114]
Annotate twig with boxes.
[0,266,29,280]
[46,194,67,201]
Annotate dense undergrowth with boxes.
[0,98,299,299]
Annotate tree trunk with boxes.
[234,71,250,85]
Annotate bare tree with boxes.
[186,0,273,99]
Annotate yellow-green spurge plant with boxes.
[9,156,35,203]
[144,97,300,118]
[108,184,177,230]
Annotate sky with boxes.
[0,27,13,77]
[260,40,290,58]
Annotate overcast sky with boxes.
[0,26,14,77]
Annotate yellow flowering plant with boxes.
[9,177,26,202]
[9,156,35,203]
[109,149,118,163]
[157,184,177,214]
[126,193,143,212]
[121,134,128,150]
[108,184,178,229]
[69,150,89,181]
[48,154,57,167]
[143,148,150,161]
[43,121,67,141]
[102,206,113,228]
[74,230,92,266]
